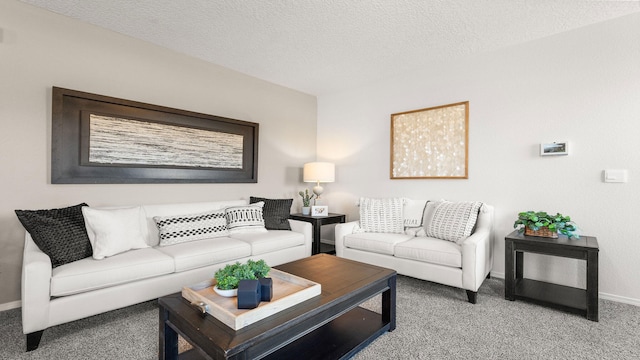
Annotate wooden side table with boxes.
[504,230,599,321]
[289,213,346,255]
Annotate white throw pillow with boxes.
[225,202,268,234]
[154,209,229,246]
[424,201,483,243]
[403,199,428,227]
[82,206,149,259]
[358,197,404,234]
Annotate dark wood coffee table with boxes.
[158,254,397,359]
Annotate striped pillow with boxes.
[359,197,404,234]
[425,201,482,243]
[154,209,229,246]
[225,202,268,234]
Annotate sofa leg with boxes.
[26,330,44,352]
[486,273,491,279]
[466,290,477,304]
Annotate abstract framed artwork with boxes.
[51,87,259,183]
[390,101,469,179]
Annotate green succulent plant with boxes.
[298,189,316,207]
[214,259,270,290]
[514,211,579,238]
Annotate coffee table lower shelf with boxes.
[178,306,387,360]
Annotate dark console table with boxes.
[289,213,346,255]
[505,230,599,321]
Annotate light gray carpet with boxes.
[1,276,639,359]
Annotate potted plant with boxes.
[298,189,315,215]
[514,211,579,239]
[213,259,270,297]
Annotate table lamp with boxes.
[303,162,335,203]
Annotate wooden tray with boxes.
[181,269,321,330]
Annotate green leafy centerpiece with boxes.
[213,259,270,297]
[514,211,579,239]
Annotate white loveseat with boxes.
[20,200,311,351]
[335,199,494,303]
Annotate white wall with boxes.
[0,1,317,307]
[318,13,640,304]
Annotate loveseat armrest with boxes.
[21,234,52,334]
[288,219,313,256]
[335,221,359,257]
[461,204,494,292]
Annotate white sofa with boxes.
[335,199,494,303]
[21,200,312,351]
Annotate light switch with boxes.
[604,169,628,183]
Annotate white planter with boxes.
[213,286,238,297]
[302,206,311,215]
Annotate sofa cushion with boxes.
[250,197,293,230]
[359,197,404,234]
[15,203,92,268]
[50,247,174,296]
[82,207,149,259]
[156,237,252,272]
[142,200,247,247]
[424,201,483,243]
[394,237,462,268]
[231,230,305,256]
[154,209,229,246]
[225,202,268,234]
[344,232,413,255]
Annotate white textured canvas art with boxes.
[88,114,244,169]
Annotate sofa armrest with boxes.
[288,219,313,256]
[21,234,52,334]
[461,204,494,292]
[335,221,359,257]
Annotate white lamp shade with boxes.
[303,162,335,183]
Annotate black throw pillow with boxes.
[249,197,293,230]
[15,203,92,268]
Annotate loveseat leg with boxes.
[466,290,477,304]
[26,330,44,352]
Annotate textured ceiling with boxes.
[20,0,640,95]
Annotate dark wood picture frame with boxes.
[390,101,469,179]
[51,87,259,183]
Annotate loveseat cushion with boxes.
[15,203,92,268]
[154,209,229,246]
[359,197,404,234]
[82,206,150,259]
[394,237,462,268]
[156,237,251,272]
[343,232,413,255]
[424,200,482,243]
[230,230,305,256]
[50,247,174,296]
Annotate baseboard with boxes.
[488,272,640,307]
[600,292,640,307]
[0,300,21,312]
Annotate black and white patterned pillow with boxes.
[15,203,92,267]
[154,209,229,246]
[425,201,483,243]
[359,197,405,234]
[225,202,267,234]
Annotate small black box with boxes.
[259,277,273,301]
[237,280,261,309]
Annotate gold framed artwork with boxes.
[390,101,469,179]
